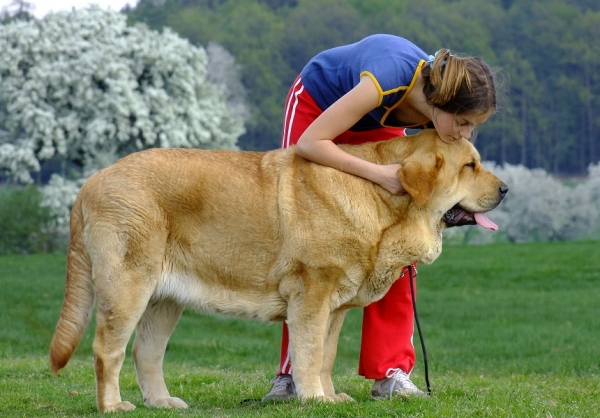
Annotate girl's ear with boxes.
[398,154,443,207]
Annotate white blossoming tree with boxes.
[0,7,246,241]
[578,162,600,239]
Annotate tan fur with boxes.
[49,130,506,412]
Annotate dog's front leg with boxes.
[286,291,330,401]
[286,284,352,403]
[320,310,353,401]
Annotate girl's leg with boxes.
[277,322,292,374]
[359,262,426,398]
[358,264,417,378]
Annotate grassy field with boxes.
[1,241,599,417]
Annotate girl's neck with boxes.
[406,74,433,119]
[394,74,433,125]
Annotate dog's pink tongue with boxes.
[474,213,498,231]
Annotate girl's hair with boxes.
[421,49,497,115]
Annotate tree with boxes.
[146,0,289,150]
[0,6,245,185]
[0,6,246,242]
[0,0,35,22]
[214,0,289,150]
[497,48,542,166]
[560,9,600,173]
[281,0,369,74]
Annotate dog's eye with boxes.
[465,162,476,169]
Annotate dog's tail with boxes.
[50,196,94,374]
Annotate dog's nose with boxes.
[499,183,509,198]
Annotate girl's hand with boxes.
[375,163,406,195]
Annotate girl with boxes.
[263,34,497,401]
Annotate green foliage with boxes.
[126,0,600,174]
[213,1,290,150]
[1,242,599,415]
[281,0,369,73]
[0,186,55,254]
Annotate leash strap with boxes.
[408,264,432,394]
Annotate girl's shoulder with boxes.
[354,35,428,87]
[355,35,427,62]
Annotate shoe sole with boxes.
[371,390,428,400]
[261,394,297,402]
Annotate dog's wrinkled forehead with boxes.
[439,137,481,167]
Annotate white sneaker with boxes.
[371,368,427,399]
[261,374,297,402]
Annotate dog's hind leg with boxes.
[91,229,166,412]
[133,299,187,409]
[93,270,155,412]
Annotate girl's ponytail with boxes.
[422,49,495,115]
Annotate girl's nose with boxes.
[460,125,475,139]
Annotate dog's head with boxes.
[398,130,508,232]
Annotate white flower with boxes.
[0,6,245,185]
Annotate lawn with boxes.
[1,241,599,417]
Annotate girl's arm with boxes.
[295,76,405,195]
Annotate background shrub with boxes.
[0,186,56,254]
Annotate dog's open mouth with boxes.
[443,205,498,231]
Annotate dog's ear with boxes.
[399,154,443,207]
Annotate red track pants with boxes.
[277,76,417,379]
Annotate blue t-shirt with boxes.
[300,34,431,131]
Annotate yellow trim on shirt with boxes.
[360,59,426,113]
[380,59,426,127]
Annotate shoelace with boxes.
[385,368,418,397]
[270,375,294,394]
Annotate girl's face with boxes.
[431,108,493,143]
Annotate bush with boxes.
[0,186,59,254]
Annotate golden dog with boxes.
[50,129,507,412]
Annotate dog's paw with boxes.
[302,393,354,403]
[332,392,354,402]
[145,396,189,409]
[100,401,136,412]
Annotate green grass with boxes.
[1,242,599,417]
